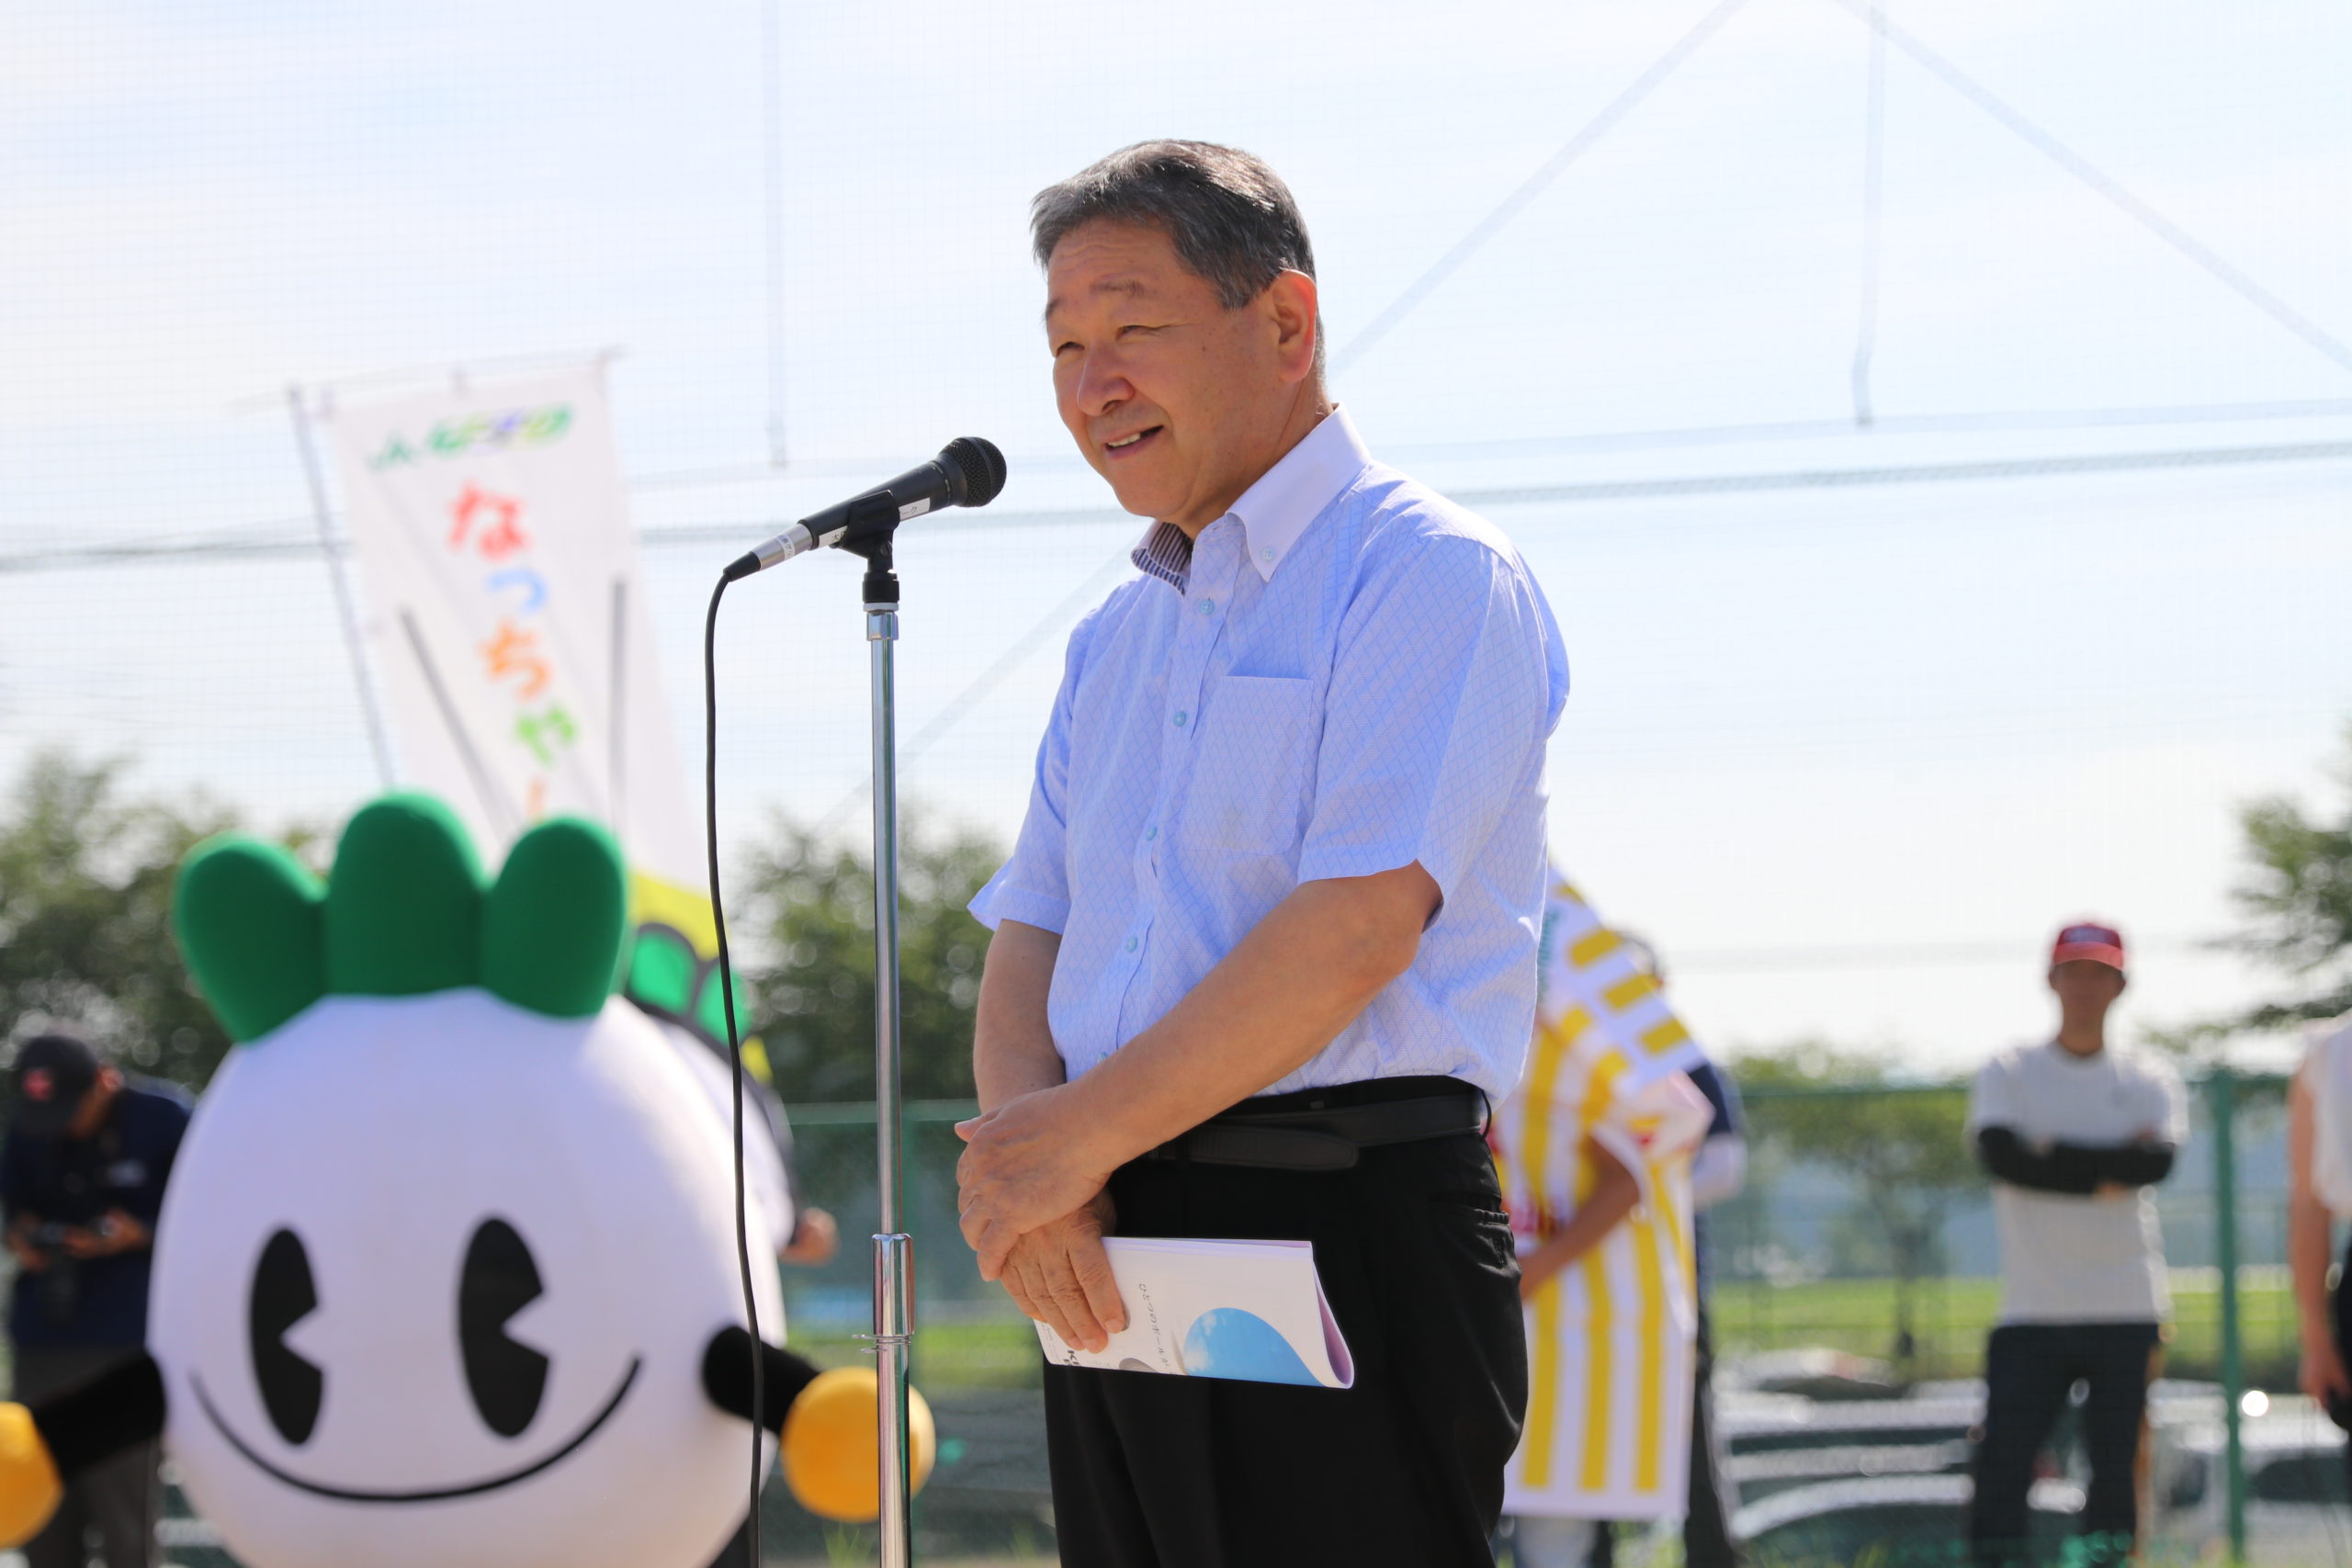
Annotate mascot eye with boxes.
[458,1217,549,1438]
[249,1228,323,1446]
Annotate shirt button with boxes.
[1125,936,1139,953]
[1197,598,1215,616]
[1145,825,1159,840]
[1172,711,1188,728]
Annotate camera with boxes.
[26,1220,94,1327]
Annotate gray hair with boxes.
[1031,141,1317,314]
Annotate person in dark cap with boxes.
[2,1031,191,1568]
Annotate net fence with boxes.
[711,1075,2326,1565]
[24,1074,2330,1563]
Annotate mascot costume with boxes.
[0,795,931,1565]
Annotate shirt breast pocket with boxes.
[1187,674,1317,853]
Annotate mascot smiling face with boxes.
[152,796,782,1568]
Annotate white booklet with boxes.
[1033,1236,1355,1389]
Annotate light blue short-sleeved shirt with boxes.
[969,409,1569,1100]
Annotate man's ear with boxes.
[1261,269,1319,385]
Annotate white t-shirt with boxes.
[1967,1040,2188,1325]
[2301,1016,2352,1214]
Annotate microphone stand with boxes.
[838,497,917,1567]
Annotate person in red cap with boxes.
[1963,922,2187,1568]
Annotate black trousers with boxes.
[1043,1084,1528,1568]
[1967,1321,2161,1568]
[1681,1310,1746,1568]
[12,1345,159,1568]
[2334,1233,2352,1490]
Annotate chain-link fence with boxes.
[0,1072,2332,1564]
[1711,1076,2296,1389]
[755,1071,2330,1566]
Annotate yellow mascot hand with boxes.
[780,1368,936,1523]
[0,1404,62,1545]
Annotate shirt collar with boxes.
[1129,407,1372,592]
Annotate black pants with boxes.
[1967,1321,2161,1568]
[1043,1082,1528,1568]
[1682,1310,1745,1568]
[12,1345,159,1568]
[2334,1234,2352,1491]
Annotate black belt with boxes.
[1145,1087,1488,1172]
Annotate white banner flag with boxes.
[327,367,707,931]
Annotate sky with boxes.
[3,0,2348,1077]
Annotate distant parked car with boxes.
[1712,1371,2322,1562]
[1723,1348,1905,1401]
[2156,1398,2352,1563]
[1719,1383,1982,1506]
[1735,1473,2083,1566]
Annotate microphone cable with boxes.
[695,437,999,1561]
[701,573,766,1567]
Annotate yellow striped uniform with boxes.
[1498,874,1712,1521]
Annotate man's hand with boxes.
[1517,1134,1638,1301]
[780,1206,839,1267]
[62,1211,148,1260]
[2304,1333,2352,1408]
[957,873,1437,1282]
[999,1191,1125,1353]
[3,1219,45,1275]
[956,1086,1116,1280]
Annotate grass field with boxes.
[756,1277,2335,1564]
[786,1315,1051,1387]
[1710,1272,2305,1386]
[786,1272,2313,1392]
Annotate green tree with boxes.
[2218,727,2352,1032]
[0,751,243,1089]
[1734,1042,1982,1370]
[0,750,1008,1107]
[733,811,1002,1103]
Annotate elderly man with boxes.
[955,141,1567,1567]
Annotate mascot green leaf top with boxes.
[0,795,930,1568]
[176,794,628,1038]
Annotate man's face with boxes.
[1045,220,1306,536]
[2049,959,2126,1018]
[66,1066,120,1140]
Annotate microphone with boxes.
[723,437,1007,581]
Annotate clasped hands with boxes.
[4,1210,148,1270]
[956,1086,1130,1353]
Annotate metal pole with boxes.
[2212,1066,2247,1564]
[288,385,397,789]
[867,591,915,1568]
[1849,0,1887,429]
[761,0,788,468]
